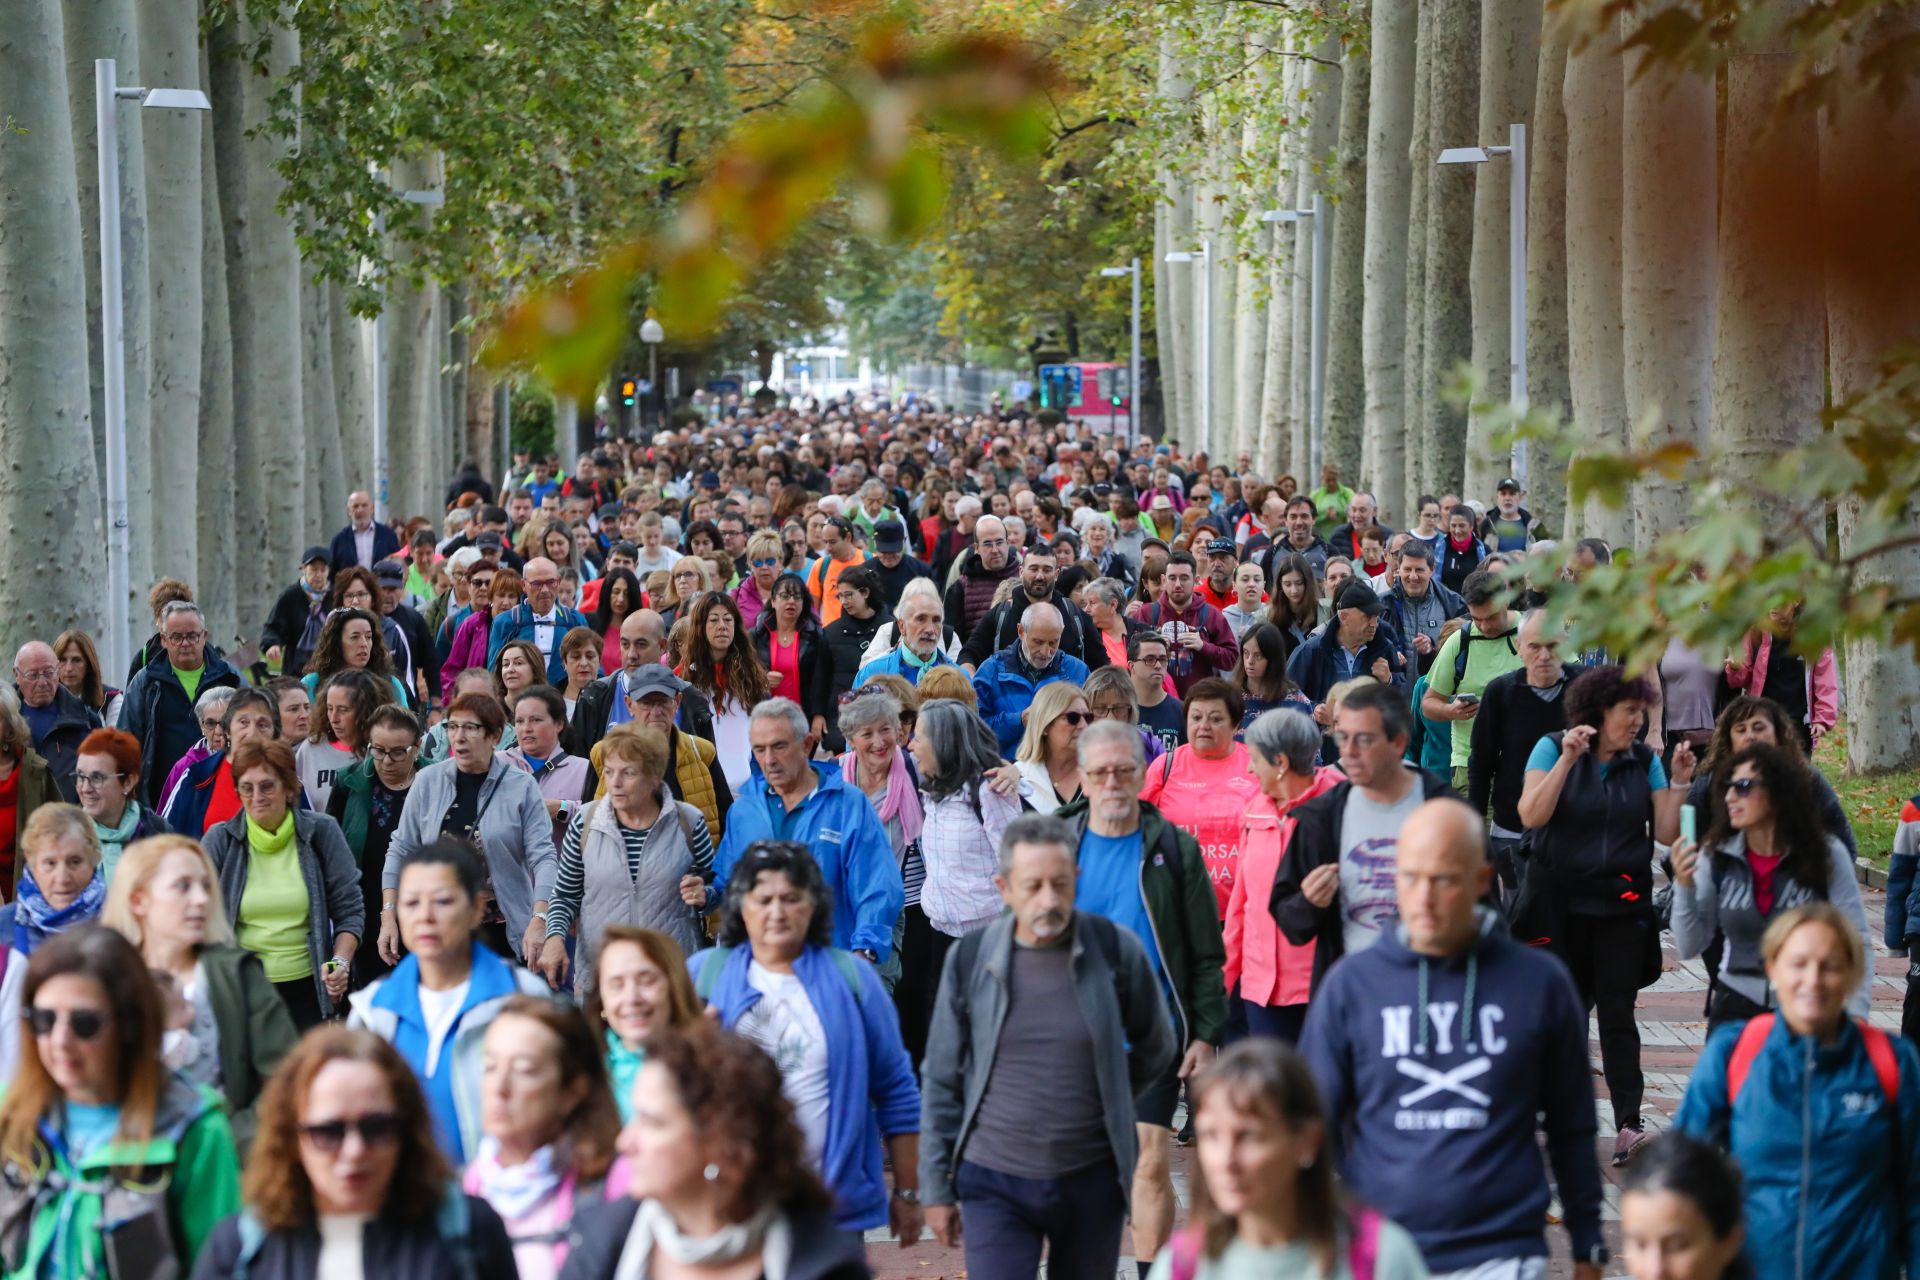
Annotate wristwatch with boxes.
[892,1187,920,1204]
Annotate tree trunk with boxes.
[1154,35,1194,449]
[1464,0,1539,499]
[140,0,204,588]
[210,11,306,618]
[384,160,440,521]
[1419,0,1480,500]
[1563,16,1631,546]
[195,44,237,647]
[449,281,474,473]
[1401,0,1435,510]
[302,274,348,532]
[1199,102,1238,469]
[1324,17,1370,505]
[1258,58,1300,478]
[1824,12,1920,772]
[1712,19,1822,518]
[1622,8,1715,544]
[1290,37,1342,480]
[331,284,372,495]
[0,0,108,652]
[1231,44,1270,467]
[1362,0,1415,518]
[65,0,155,602]
[1523,18,1572,536]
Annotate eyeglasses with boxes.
[236,781,283,798]
[368,745,416,764]
[524,577,559,589]
[975,538,1008,549]
[1132,654,1169,667]
[445,720,489,737]
[299,1113,403,1154]
[26,1007,108,1040]
[1085,765,1140,783]
[1331,731,1383,751]
[1726,777,1762,797]
[73,771,124,792]
[162,631,205,644]
[199,717,225,733]
[14,669,55,684]
[1058,711,1092,727]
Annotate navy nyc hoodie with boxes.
[1300,908,1603,1271]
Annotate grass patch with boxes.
[1815,720,1920,862]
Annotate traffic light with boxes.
[620,377,638,407]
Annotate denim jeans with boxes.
[955,1158,1125,1280]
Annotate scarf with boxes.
[468,1137,565,1220]
[1448,532,1477,553]
[897,642,938,674]
[13,867,107,956]
[93,803,142,856]
[246,809,297,857]
[613,1200,790,1280]
[840,749,923,845]
[606,1029,644,1121]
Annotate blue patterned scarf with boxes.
[13,867,107,956]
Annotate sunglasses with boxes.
[1726,777,1763,796]
[1058,711,1092,727]
[751,557,781,568]
[299,1112,403,1154]
[26,1007,108,1040]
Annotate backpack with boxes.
[232,1185,475,1280]
[1728,1013,1899,1105]
[947,913,1129,1028]
[1168,1205,1382,1280]
[693,943,865,1007]
[1453,625,1518,686]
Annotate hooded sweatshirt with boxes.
[1300,908,1602,1272]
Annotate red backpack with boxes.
[1168,1205,1381,1280]
[1727,1013,1899,1104]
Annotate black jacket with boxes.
[558,1197,869,1280]
[1325,522,1397,563]
[119,650,243,807]
[1467,664,1579,833]
[386,603,438,707]
[941,549,1019,639]
[1270,768,1460,992]
[328,522,401,575]
[958,587,1106,673]
[18,684,100,802]
[752,621,834,724]
[261,582,328,673]
[567,671,715,757]
[190,1196,516,1280]
[821,607,892,729]
[870,554,932,610]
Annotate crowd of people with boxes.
[0,398,1893,1280]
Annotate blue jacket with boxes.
[161,753,308,835]
[328,522,400,575]
[687,943,919,1232]
[1285,618,1406,707]
[970,644,1090,757]
[712,763,904,961]
[1675,1016,1920,1280]
[486,602,587,685]
[852,646,959,689]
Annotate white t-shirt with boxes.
[1338,780,1425,956]
[633,545,681,575]
[738,961,830,1168]
[317,1212,373,1280]
[417,980,471,1075]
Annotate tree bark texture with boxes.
[331,285,372,496]
[302,274,348,530]
[1258,58,1301,479]
[1154,35,1194,451]
[1323,18,1370,499]
[195,44,237,647]
[1523,18,1572,536]
[1290,37,1342,480]
[1401,0,1435,510]
[1363,0,1416,516]
[1419,0,1480,502]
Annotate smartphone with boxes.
[1452,693,1479,707]
[1680,804,1697,845]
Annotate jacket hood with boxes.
[32,686,96,734]
[1371,904,1506,967]
[960,550,1019,580]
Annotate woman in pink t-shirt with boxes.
[1137,677,1264,919]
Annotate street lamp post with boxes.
[95,60,210,681]
[640,316,665,435]
[1163,243,1212,458]
[1098,259,1142,444]
[1260,197,1330,478]
[371,184,444,524]
[1437,122,1529,484]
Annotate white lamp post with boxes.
[1260,197,1330,478]
[1164,243,1212,458]
[95,60,210,681]
[1098,259,1142,444]
[1438,122,1529,484]
[371,184,444,524]
[640,316,665,434]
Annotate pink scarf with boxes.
[840,749,923,846]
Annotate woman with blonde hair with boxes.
[101,834,297,1149]
[582,925,704,1122]
[732,528,788,630]
[914,664,976,708]
[1014,680,1091,812]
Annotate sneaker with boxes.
[1612,1124,1650,1167]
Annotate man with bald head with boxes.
[971,601,1091,756]
[1301,798,1605,1280]
[329,488,400,573]
[12,640,100,800]
[943,513,1021,641]
[487,556,587,686]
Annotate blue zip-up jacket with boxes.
[688,943,920,1231]
[711,762,904,961]
[486,601,588,685]
[1675,1015,1920,1280]
[970,643,1090,757]
[852,646,959,689]
[1285,618,1407,708]
[1301,908,1602,1271]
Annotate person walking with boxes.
[1466,610,1578,896]
[920,814,1176,1280]
[1421,568,1523,790]
[11,641,100,803]
[120,601,242,808]
[970,602,1091,758]
[1301,798,1606,1279]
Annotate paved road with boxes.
[864,881,1908,1278]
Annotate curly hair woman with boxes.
[676,592,770,794]
[301,607,409,709]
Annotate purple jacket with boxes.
[441,607,494,701]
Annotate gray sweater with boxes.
[381,754,559,946]
[919,910,1175,1206]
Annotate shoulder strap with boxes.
[435,1186,476,1280]
[1727,1014,1776,1103]
[1861,1020,1901,1104]
[1454,628,1475,683]
[1152,817,1189,906]
[1346,1205,1383,1280]
[694,945,735,1002]
[1160,749,1175,785]
[1168,1223,1205,1280]
[671,799,695,842]
[829,948,866,1006]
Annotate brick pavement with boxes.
[867,881,1908,1279]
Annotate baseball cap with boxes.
[301,545,330,567]
[872,520,907,553]
[475,531,504,551]
[371,558,406,586]
[1150,494,1174,512]
[625,665,690,699]
[699,470,722,488]
[597,501,625,523]
[1497,477,1523,492]
[1205,536,1236,557]
[1334,581,1385,617]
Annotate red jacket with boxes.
[1225,765,1344,1007]
[1725,630,1838,733]
[1133,594,1238,696]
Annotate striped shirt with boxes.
[545,803,714,939]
